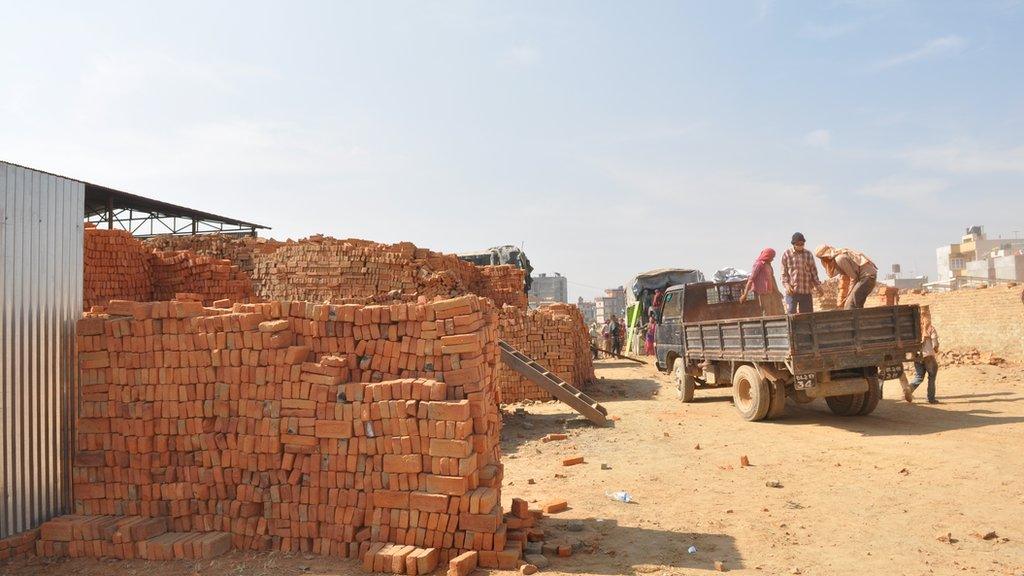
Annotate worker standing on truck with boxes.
[781,232,822,314]
[739,248,785,316]
[814,245,878,309]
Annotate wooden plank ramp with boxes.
[499,340,610,427]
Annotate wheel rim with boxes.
[674,365,684,394]
[735,376,753,411]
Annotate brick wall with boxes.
[73,295,520,565]
[896,285,1024,362]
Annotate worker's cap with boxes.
[791,232,806,244]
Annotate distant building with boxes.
[528,272,568,307]
[595,286,626,324]
[577,298,596,325]
[935,226,1024,289]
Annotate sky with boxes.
[2,1,1023,300]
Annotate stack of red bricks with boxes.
[247,236,489,304]
[478,266,527,309]
[84,225,153,309]
[144,234,275,277]
[33,514,233,560]
[0,528,39,561]
[144,234,529,313]
[84,227,256,308]
[150,250,254,305]
[497,304,595,402]
[72,295,524,568]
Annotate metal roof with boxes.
[1,160,269,231]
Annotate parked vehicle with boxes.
[655,281,921,421]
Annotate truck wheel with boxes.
[674,363,695,402]
[825,392,866,416]
[858,376,881,416]
[732,365,770,421]
[766,380,787,419]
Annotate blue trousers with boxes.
[911,357,938,402]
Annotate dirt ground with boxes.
[4,358,1023,576]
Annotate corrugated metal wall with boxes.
[0,162,84,538]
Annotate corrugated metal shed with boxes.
[0,162,84,538]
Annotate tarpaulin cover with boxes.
[631,268,705,298]
[713,267,750,283]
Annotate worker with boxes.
[739,248,785,316]
[615,317,626,356]
[781,232,822,314]
[601,316,617,358]
[651,289,665,322]
[814,245,878,309]
[908,306,940,404]
[589,323,600,360]
[644,316,657,356]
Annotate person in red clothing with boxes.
[740,248,785,316]
[650,289,665,322]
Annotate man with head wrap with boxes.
[815,245,878,309]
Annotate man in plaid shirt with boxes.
[781,232,822,314]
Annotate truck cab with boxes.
[654,280,760,373]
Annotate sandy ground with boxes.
[4,358,1023,576]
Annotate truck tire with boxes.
[674,362,695,402]
[732,365,770,421]
[766,380,787,419]
[857,376,881,416]
[825,392,866,416]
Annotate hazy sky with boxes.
[2,1,1023,300]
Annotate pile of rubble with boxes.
[71,295,529,568]
[497,304,595,403]
[938,348,1007,366]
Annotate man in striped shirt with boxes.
[781,232,822,314]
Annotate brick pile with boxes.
[813,277,842,311]
[246,236,486,304]
[84,225,153,309]
[497,304,595,403]
[71,295,525,568]
[144,234,528,311]
[144,234,276,276]
[33,514,234,560]
[83,227,256,308]
[150,250,255,305]
[479,265,528,309]
[0,528,39,561]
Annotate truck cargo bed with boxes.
[683,305,921,373]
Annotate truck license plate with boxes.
[794,373,816,390]
[879,365,904,381]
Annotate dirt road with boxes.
[4,359,1022,576]
[500,359,1024,576]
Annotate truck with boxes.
[654,280,921,421]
